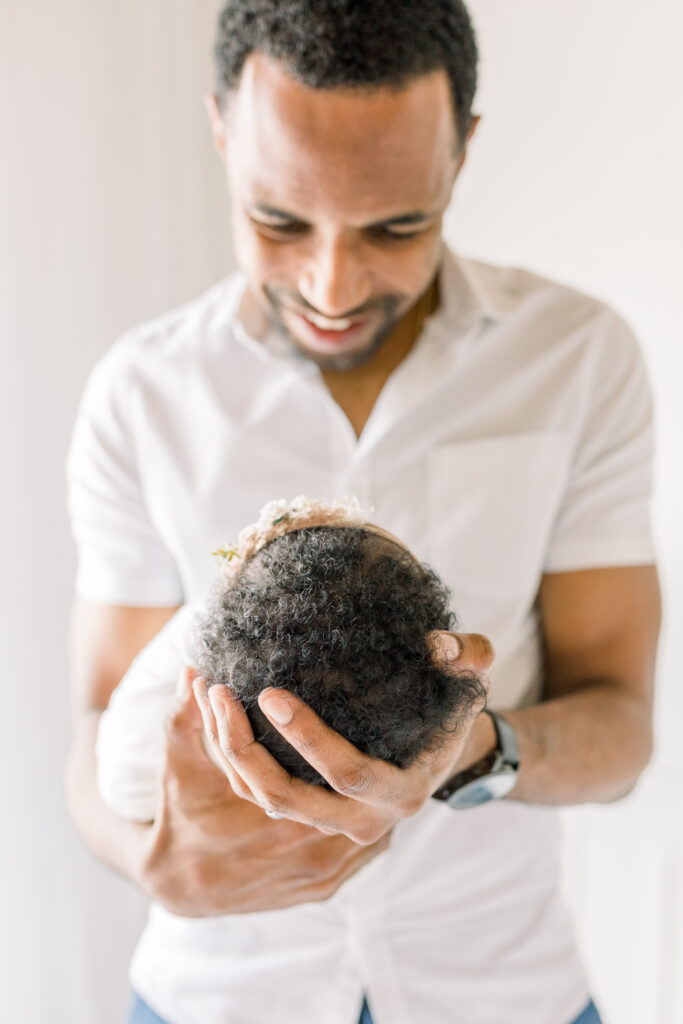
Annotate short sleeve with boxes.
[96,604,199,821]
[544,310,656,572]
[66,340,184,605]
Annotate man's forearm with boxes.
[459,684,653,806]
[64,711,152,886]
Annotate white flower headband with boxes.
[212,495,373,577]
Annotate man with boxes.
[65,2,660,1023]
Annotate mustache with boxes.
[263,284,398,321]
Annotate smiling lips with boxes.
[304,309,358,331]
[293,309,369,345]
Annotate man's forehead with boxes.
[230,51,455,133]
[226,53,459,207]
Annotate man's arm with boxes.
[487,564,660,804]
[65,599,180,878]
[201,565,660,840]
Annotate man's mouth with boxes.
[303,310,358,331]
[290,309,370,346]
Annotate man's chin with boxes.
[295,336,382,370]
[262,287,402,371]
[279,316,398,371]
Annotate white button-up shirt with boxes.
[68,247,655,1024]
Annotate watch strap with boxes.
[488,710,520,769]
[431,710,519,803]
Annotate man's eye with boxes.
[369,226,425,242]
[252,219,307,237]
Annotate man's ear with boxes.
[454,113,481,178]
[204,92,228,159]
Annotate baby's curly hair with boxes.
[194,526,486,786]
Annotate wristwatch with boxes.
[431,710,520,809]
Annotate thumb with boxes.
[426,630,463,669]
[162,672,230,795]
[427,631,495,674]
[166,667,205,749]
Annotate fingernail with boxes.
[260,691,293,725]
[446,633,463,658]
[207,684,229,712]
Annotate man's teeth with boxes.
[305,312,355,331]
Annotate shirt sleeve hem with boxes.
[544,538,656,574]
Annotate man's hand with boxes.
[193,632,494,845]
[141,668,390,916]
[67,599,389,919]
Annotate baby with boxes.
[97,497,487,818]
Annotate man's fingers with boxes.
[192,678,258,802]
[208,685,397,842]
[256,688,413,816]
[161,671,228,782]
[427,631,495,675]
[166,669,205,750]
[208,686,314,813]
[207,682,257,759]
[192,676,220,745]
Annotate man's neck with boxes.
[321,276,440,439]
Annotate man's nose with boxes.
[298,236,372,318]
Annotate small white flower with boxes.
[213,495,372,573]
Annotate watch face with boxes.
[447,768,518,809]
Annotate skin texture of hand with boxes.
[193,631,494,845]
[141,668,390,916]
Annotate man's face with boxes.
[208,54,468,370]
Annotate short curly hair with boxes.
[194,526,486,786]
[213,0,479,147]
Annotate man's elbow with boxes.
[603,716,654,804]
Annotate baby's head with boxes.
[194,498,487,786]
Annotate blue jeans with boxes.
[128,991,602,1023]
[358,997,602,1024]
[571,1002,603,1024]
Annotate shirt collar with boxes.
[434,245,511,333]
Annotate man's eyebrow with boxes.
[248,202,437,227]
[367,210,436,228]
[249,202,303,221]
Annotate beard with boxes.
[261,284,405,371]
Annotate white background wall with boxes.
[1,2,681,1022]
[453,6,683,1019]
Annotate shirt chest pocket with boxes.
[427,433,572,608]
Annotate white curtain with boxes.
[1,3,231,1022]
[1,2,681,1022]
